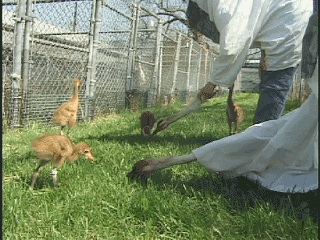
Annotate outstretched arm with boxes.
[151,82,218,137]
[127,153,197,179]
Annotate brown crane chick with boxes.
[30,133,95,188]
[141,111,157,139]
[226,85,245,135]
[53,78,82,135]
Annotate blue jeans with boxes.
[253,67,297,124]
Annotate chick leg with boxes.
[51,156,66,187]
[50,168,58,187]
[30,160,48,188]
[61,126,65,135]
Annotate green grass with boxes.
[3,93,317,239]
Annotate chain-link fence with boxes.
[2,0,309,129]
[159,29,216,103]
[3,3,16,128]
[2,0,218,129]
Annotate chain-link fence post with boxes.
[152,18,163,104]
[157,37,163,102]
[207,52,213,83]
[204,49,208,82]
[11,0,26,127]
[170,32,181,96]
[196,48,202,92]
[186,38,193,99]
[125,2,140,109]
[85,0,102,120]
[21,0,33,125]
[85,0,96,120]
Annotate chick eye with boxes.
[84,150,89,153]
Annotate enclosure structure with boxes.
[2,0,220,128]
[2,0,308,129]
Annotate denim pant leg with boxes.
[253,67,297,124]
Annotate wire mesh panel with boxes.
[131,5,161,109]
[2,4,17,128]
[188,43,203,94]
[27,47,88,124]
[2,0,219,128]
[24,0,93,125]
[174,36,192,92]
[2,52,13,128]
[92,1,133,116]
[197,48,210,90]
[158,28,219,104]
[159,32,177,98]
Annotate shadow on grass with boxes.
[22,174,56,190]
[132,171,318,225]
[4,150,35,165]
[5,171,56,191]
[84,133,218,146]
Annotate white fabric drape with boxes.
[193,61,318,192]
[191,0,317,193]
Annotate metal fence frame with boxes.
[2,0,309,129]
[2,0,219,129]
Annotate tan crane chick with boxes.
[30,133,95,188]
[53,78,82,135]
[141,111,157,139]
[226,85,245,135]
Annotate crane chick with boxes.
[30,133,95,188]
[226,85,245,135]
[53,78,82,135]
[141,111,157,139]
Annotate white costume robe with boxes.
[191,0,317,193]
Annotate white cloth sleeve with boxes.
[192,0,312,87]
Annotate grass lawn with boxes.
[3,93,318,239]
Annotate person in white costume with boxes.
[149,0,314,136]
[128,1,318,194]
